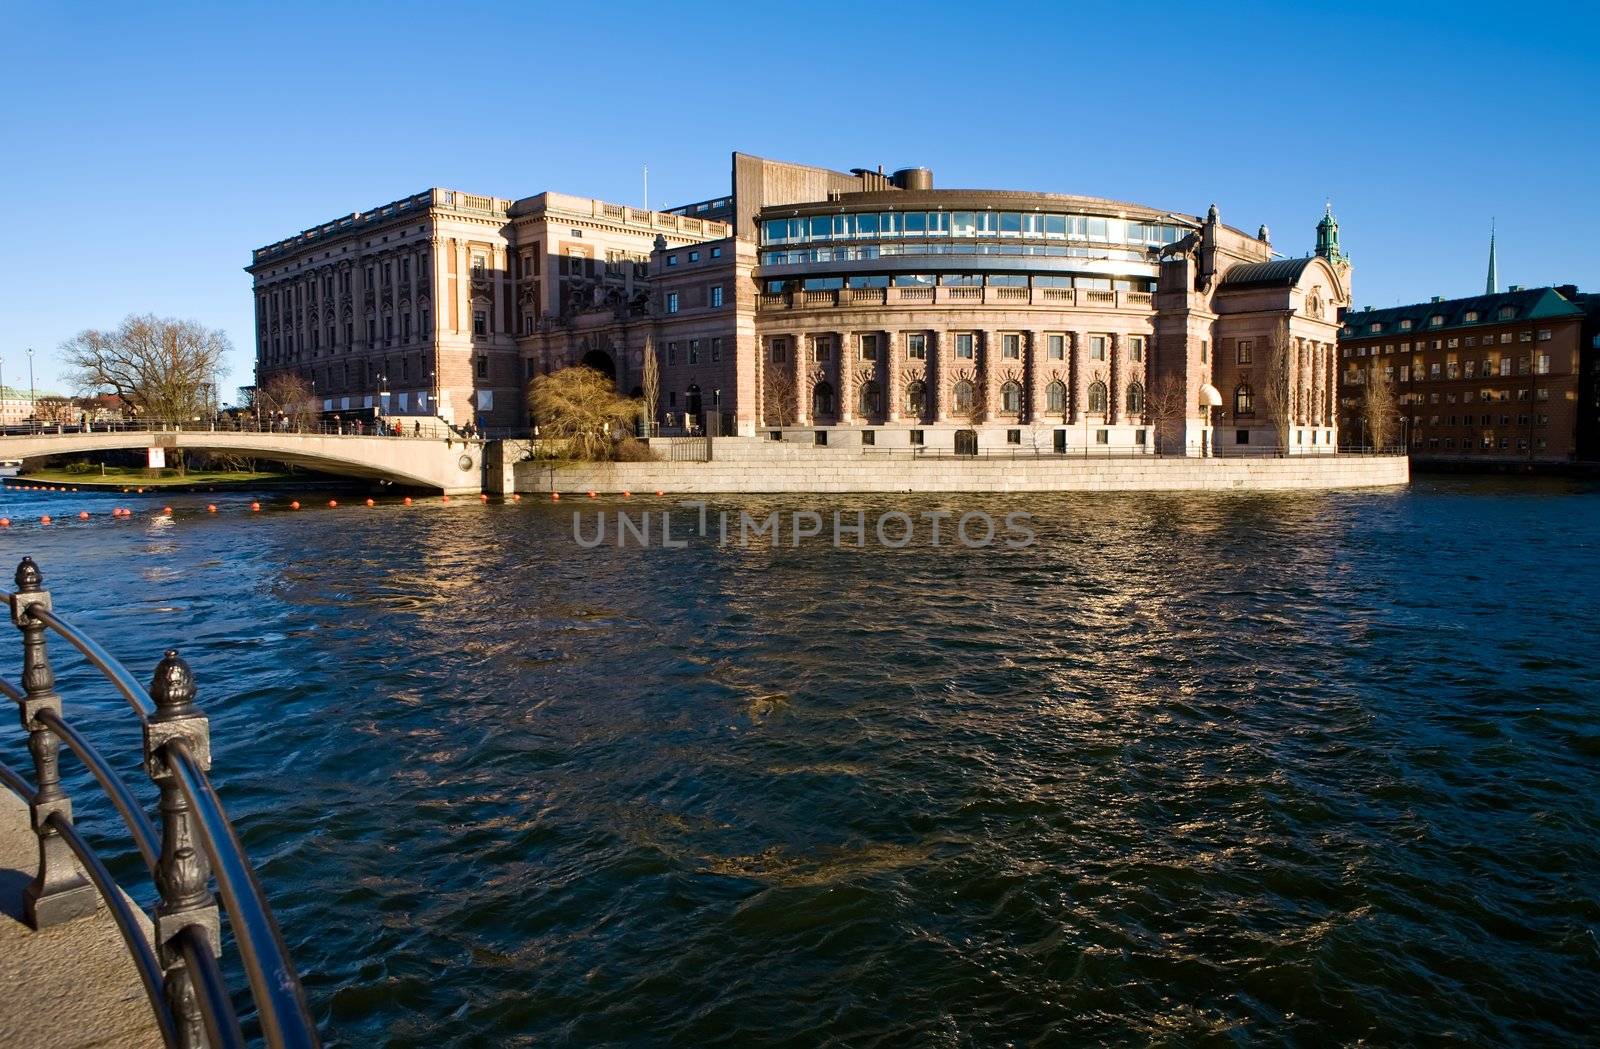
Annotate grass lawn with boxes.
[17,465,300,487]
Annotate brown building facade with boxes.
[1336,286,1590,460]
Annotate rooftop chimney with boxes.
[1431,295,1443,302]
[1509,284,1524,292]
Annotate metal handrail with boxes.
[35,707,160,870]
[44,810,179,1049]
[24,607,153,722]
[5,558,320,1048]
[165,737,318,1049]
[174,924,246,1049]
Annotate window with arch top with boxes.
[905,379,927,415]
[953,379,975,413]
[1046,380,1067,413]
[1234,383,1255,417]
[1087,380,1108,414]
[1001,381,1022,413]
[1126,382,1144,415]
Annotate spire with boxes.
[1315,200,1345,263]
[1486,219,1498,295]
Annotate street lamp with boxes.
[26,348,35,432]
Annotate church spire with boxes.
[1486,220,1499,295]
[1315,200,1345,263]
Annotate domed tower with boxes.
[1315,201,1346,264]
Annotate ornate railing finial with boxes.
[150,651,197,720]
[15,556,42,593]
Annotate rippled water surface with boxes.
[2,476,1598,1046]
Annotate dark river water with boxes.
[2,476,1598,1046]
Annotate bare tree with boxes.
[258,372,319,430]
[640,333,660,436]
[35,396,76,426]
[1144,375,1188,454]
[528,366,643,460]
[1362,361,1400,451]
[1261,318,1296,451]
[60,314,229,424]
[762,361,796,427]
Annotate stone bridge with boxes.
[0,429,485,494]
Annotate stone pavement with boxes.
[0,789,162,1049]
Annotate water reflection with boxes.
[1,480,1597,1044]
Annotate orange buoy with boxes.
[250,502,261,512]
[290,501,300,510]
[622,491,631,498]
[328,499,338,508]
[0,518,8,527]
[40,515,51,525]
[656,490,665,497]
[441,495,451,502]
[511,494,521,501]
[551,492,560,501]
[79,511,90,520]
[403,496,412,506]
[365,498,375,507]
[162,506,172,514]
[480,493,489,502]
[587,491,597,499]
[136,487,144,494]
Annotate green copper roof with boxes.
[1341,286,1580,337]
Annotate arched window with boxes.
[1087,380,1107,414]
[859,381,882,416]
[1046,380,1067,413]
[952,379,975,413]
[905,380,927,415]
[1234,383,1254,417]
[812,380,835,418]
[1126,382,1144,415]
[1000,381,1022,413]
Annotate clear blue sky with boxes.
[2,1,1596,400]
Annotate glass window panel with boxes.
[1033,275,1071,288]
[880,212,900,236]
[999,213,1023,236]
[855,212,878,237]
[951,212,976,237]
[976,212,997,235]
[1022,213,1046,236]
[1045,214,1067,238]
[928,212,949,235]
[808,216,831,239]
[832,215,849,237]
[892,273,934,287]
[1086,217,1109,239]
[986,274,1028,286]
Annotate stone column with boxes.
[839,331,856,424]
[794,335,810,425]
[979,331,996,422]
[932,330,949,422]
[886,330,902,423]
[1109,333,1121,425]
[455,239,470,337]
[1068,332,1082,423]
[1025,332,1043,422]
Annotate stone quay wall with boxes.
[512,445,1409,495]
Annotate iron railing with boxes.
[0,417,483,442]
[1,557,318,1048]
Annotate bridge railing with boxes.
[1,557,318,1048]
[0,417,499,442]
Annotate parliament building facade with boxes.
[249,153,1352,455]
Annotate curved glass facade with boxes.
[763,212,1187,247]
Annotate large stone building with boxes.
[251,154,1350,454]
[1336,285,1592,460]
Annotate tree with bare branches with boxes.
[640,333,660,436]
[1362,361,1400,451]
[1144,375,1189,454]
[60,314,229,424]
[528,366,643,460]
[762,361,796,427]
[1261,319,1296,451]
[257,372,319,430]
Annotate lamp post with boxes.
[27,348,36,432]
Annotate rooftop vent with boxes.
[1509,284,1524,292]
[890,167,933,191]
[1430,295,1443,302]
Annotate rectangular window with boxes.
[814,336,832,361]
[666,255,678,267]
[1090,335,1107,361]
[667,292,679,314]
[711,338,722,363]
[1047,334,1065,360]
[861,333,879,361]
[955,333,975,359]
[1006,429,1022,444]
[475,356,488,378]
[861,430,875,446]
[688,250,700,263]
[770,338,787,363]
[667,343,678,365]
[1095,429,1109,445]
[1129,336,1144,362]
[711,246,722,258]
[1134,429,1147,446]
[1237,339,1253,365]
[710,285,724,308]
[1236,429,1250,444]
[907,333,926,360]
[473,310,487,337]
[688,340,700,365]
[1002,334,1021,359]
[909,429,924,446]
